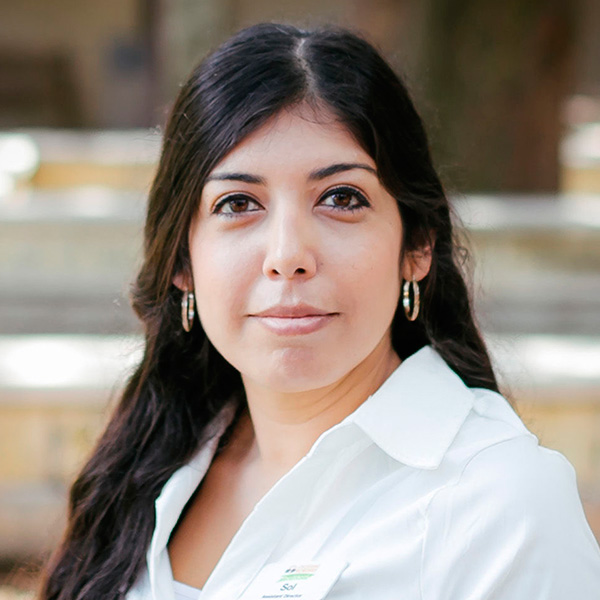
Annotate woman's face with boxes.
[185,107,409,393]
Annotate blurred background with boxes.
[0,0,599,597]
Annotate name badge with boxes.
[238,558,348,600]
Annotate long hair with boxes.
[39,23,498,600]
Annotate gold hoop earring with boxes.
[181,290,195,332]
[403,278,420,321]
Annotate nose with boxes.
[262,205,318,280]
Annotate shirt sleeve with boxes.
[421,435,600,600]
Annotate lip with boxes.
[252,303,333,318]
[249,303,339,335]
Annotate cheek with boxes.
[354,250,401,325]
[189,235,257,333]
[340,223,402,308]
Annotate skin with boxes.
[169,105,432,588]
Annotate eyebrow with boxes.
[204,162,378,185]
[205,172,266,184]
[309,162,377,180]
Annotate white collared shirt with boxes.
[127,346,600,600]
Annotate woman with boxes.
[40,23,600,600]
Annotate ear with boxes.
[401,242,434,282]
[173,270,193,292]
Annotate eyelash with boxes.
[320,186,370,212]
[212,194,260,216]
[212,186,370,217]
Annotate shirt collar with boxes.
[146,346,474,595]
[349,345,475,470]
[147,401,238,599]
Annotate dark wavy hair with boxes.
[39,22,498,600]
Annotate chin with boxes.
[247,347,347,393]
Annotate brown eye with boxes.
[213,195,262,216]
[319,186,370,212]
[330,192,353,207]
[229,198,250,212]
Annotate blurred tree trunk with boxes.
[153,0,236,123]
[418,0,577,192]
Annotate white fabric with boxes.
[173,581,201,600]
[126,346,600,600]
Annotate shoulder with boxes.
[449,428,578,520]
[453,387,572,489]
[440,384,541,472]
[438,386,586,532]
[420,388,600,599]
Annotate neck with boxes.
[239,339,401,475]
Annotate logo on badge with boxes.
[278,564,319,582]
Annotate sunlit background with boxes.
[1,1,599,597]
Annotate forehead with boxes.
[210,106,375,175]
